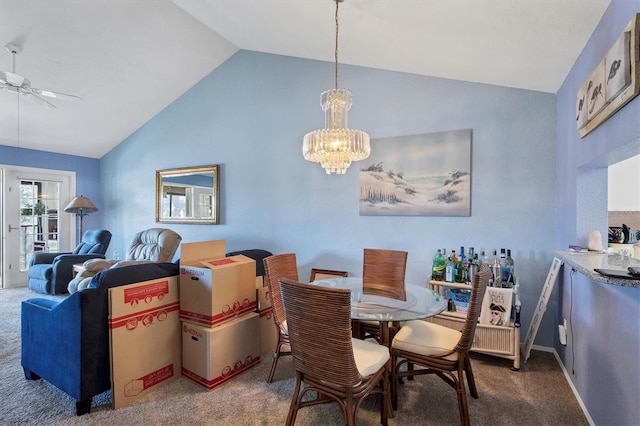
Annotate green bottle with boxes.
[432,249,445,281]
[455,255,465,283]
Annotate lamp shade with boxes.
[64,195,98,215]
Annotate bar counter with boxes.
[554,250,640,288]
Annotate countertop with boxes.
[554,250,640,288]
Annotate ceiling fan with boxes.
[0,43,82,109]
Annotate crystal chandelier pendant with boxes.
[302,89,370,174]
[301,0,371,175]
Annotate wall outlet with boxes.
[558,324,567,345]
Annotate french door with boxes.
[1,166,74,288]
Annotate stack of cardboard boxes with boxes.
[179,240,261,390]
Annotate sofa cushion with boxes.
[88,262,179,290]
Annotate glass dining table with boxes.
[313,277,447,347]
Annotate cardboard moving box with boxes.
[256,279,271,312]
[109,276,181,409]
[258,307,280,356]
[182,313,260,390]
[180,240,257,327]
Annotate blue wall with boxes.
[556,1,640,424]
[101,50,558,345]
[0,145,102,241]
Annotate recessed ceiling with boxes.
[0,0,610,159]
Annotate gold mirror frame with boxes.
[156,165,219,224]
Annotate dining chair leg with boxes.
[462,354,479,398]
[407,361,415,380]
[267,339,284,383]
[266,353,279,383]
[382,361,392,424]
[455,369,471,426]
[286,372,303,426]
[390,354,399,411]
[351,319,361,338]
[345,392,355,426]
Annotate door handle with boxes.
[8,224,20,232]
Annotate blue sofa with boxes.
[21,261,179,415]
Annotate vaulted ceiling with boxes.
[0,0,610,158]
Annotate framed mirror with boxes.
[156,165,219,224]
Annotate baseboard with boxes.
[546,347,595,426]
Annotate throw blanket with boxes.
[67,258,152,293]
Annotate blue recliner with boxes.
[27,229,112,294]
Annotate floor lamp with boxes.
[64,195,98,244]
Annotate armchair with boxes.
[126,228,181,262]
[27,229,112,294]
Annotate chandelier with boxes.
[302,0,370,174]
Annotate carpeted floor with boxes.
[0,286,590,425]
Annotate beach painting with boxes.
[359,129,471,217]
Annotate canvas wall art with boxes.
[359,129,471,217]
[578,13,639,138]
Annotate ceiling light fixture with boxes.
[302,0,370,174]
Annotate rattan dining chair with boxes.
[390,264,491,426]
[357,248,408,341]
[278,277,392,426]
[263,253,299,383]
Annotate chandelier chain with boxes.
[334,0,339,90]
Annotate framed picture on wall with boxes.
[605,31,631,103]
[359,129,471,217]
[586,60,606,121]
[578,13,640,138]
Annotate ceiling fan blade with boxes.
[22,91,57,109]
[1,71,25,87]
[31,87,82,102]
[0,82,20,94]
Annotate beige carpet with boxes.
[0,287,589,425]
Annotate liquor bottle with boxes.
[431,249,445,281]
[454,246,464,283]
[480,250,489,267]
[455,257,465,283]
[513,277,521,327]
[468,253,479,283]
[506,249,515,283]
[499,248,510,286]
[491,249,502,287]
[445,254,455,283]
